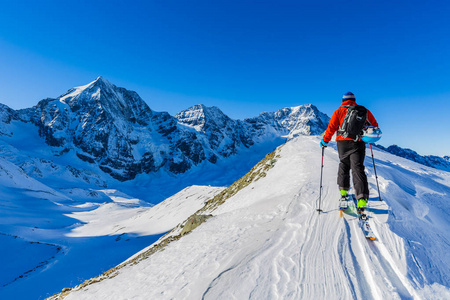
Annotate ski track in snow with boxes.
[64,136,450,300]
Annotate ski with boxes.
[352,195,376,240]
[356,208,375,240]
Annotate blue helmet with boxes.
[361,126,382,144]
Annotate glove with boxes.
[320,139,328,148]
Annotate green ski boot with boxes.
[357,198,368,209]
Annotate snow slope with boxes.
[60,136,450,300]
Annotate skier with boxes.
[320,92,379,209]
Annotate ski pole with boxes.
[369,144,382,202]
[317,146,325,213]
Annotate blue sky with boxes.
[0,0,449,156]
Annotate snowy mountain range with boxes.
[1,76,447,185]
[1,76,329,182]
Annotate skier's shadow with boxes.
[368,207,389,215]
[368,197,389,215]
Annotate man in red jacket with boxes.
[320,92,378,208]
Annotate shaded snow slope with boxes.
[61,136,449,300]
[0,153,225,300]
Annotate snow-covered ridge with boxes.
[50,142,281,299]
[54,136,450,300]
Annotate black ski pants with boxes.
[337,141,369,200]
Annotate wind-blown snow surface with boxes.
[64,136,450,300]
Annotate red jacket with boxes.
[323,100,378,143]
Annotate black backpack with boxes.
[338,105,367,140]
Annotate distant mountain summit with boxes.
[244,104,329,141]
[2,77,331,181]
[175,104,245,159]
[176,104,232,131]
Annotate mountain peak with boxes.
[91,76,113,88]
[56,77,150,113]
[181,104,225,115]
[57,76,115,103]
[30,77,154,135]
[175,104,231,129]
